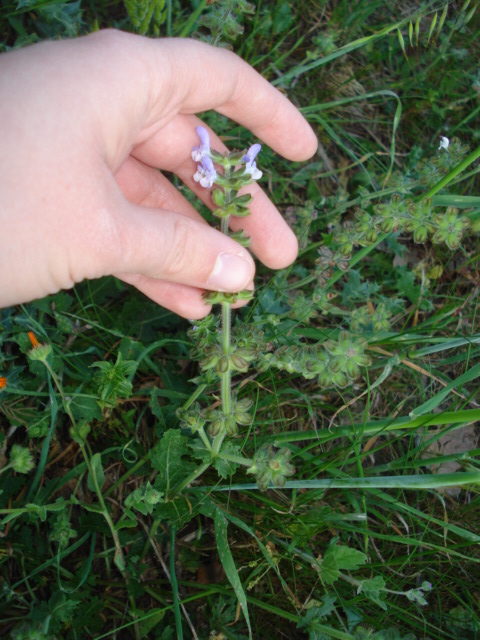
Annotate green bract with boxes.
[9,444,35,474]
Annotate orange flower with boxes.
[0,377,6,389]
[28,331,40,348]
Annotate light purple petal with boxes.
[242,143,261,164]
[193,155,217,189]
[196,126,211,148]
[192,126,212,161]
[241,144,262,180]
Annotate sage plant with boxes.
[175,127,295,491]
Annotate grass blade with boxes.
[410,361,480,417]
[206,471,480,493]
[170,526,183,640]
[214,507,252,639]
[272,20,404,86]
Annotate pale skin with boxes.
[0,30,318,319]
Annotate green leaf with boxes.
[73,501,105,515]
[329,542,367,571]
[114,513,138,530]
[150,429,195,497]
[342,269,379,304]
[87,453,105,493]
[213,441,242,479]
[319,555,340,585]
[149,386,164,420]
[357,575,387,610]
[153,496,196,528]
[395,267,420,304]
[297,594,337,638]
[214,507,252,640]
[139,607,166,637]
[188,439,211,464]
[124,0,166,34]
[70,395,103,422]
[320,539,367,585]
[91,352,138,409]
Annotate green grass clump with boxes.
[1,1,480,639]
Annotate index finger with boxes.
[141,37,318,162]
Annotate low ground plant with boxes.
[1,1,480,639]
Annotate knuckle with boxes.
[89,28,132,49]
[88,207,124,278]
[163,217,195,278]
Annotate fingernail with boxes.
[207,252,254,291]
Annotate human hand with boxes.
[0,30,317,318]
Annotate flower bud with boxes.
[215,356,230,373]
[413,226,428,243]
[428,265,443,280]
[10,444,35,474]
[229,354,249,372]
[229,205,252,218]
[379,218,395,233]
[27,343,53,362]
[225,416,238,436]
[200,351,220,371]
[317,370,334,387]
[365,228,378,243]
[234,193,253,206]
[212,188,226,207]
[209,417,225,437]
[329,356,346,374]
[236,398,253,412]
[331,371,349,388]
[344,360,360,380]
[229,230,251,247]
[234,347,256,361]
[70,422,91,445]
[338,242,352,256]
[235,411,252,426]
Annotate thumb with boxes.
[111,202,256,293]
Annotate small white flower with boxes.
[193,156,217,189]
[438,136,450,151]
[242,144,263,181]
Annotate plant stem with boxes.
[170,461,211,497]
[214,168,233,457]
[198,425,213,452]
[182,382,208,411]
[217,452,254,467]
[220,301,232,416]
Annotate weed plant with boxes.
[1,1,480,639]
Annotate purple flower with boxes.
[191,126,211,162]
[193,155,217,189]
[242,143,262,180]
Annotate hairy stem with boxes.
[214,167,233,456]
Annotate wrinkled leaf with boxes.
[87,453,105,493]
[151,429,194,497]
[320,539,367,585]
